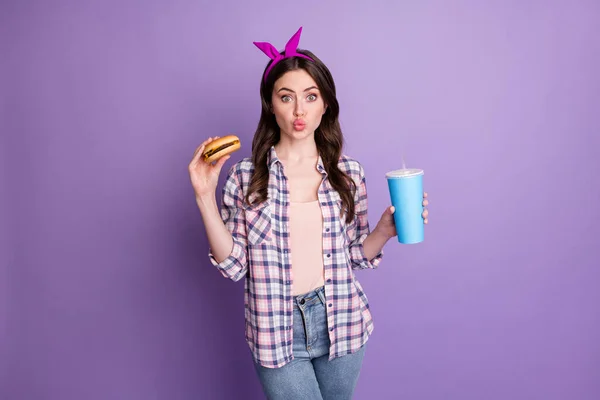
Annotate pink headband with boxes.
[253,27,315,83]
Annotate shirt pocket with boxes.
[331,193,357,240]
[244,201,273,246]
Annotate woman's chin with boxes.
[282,128,314,140]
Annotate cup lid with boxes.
[385,168,424,178]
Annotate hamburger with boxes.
[202,135,241,163]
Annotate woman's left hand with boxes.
[374,192,429,239]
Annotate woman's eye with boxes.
[307,94,317,101]
[281,95,293,102]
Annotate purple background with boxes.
[2,0,599,399]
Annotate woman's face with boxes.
[271,69,327,141]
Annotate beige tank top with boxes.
[289,200,325,295]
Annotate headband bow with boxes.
[253,27,314,82]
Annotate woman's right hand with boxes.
[188,136,231,200]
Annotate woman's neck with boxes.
[274,136,318,162]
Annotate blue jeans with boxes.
[253,286,366,400]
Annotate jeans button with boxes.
[300,299,306,305]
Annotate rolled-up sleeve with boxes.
[348,165,383,270]
[208,166,248,281]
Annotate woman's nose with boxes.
[294,102,305,117]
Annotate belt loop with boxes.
[294,294,303,308]
[316,286,326,306]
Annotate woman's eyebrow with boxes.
[277,86,320,93]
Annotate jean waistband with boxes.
[293,285,325,308]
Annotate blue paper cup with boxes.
[386,168,424,244]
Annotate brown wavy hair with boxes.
[245,49,356,224]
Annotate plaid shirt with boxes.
[209,146,383,368]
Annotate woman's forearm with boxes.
[196,195,234,263]
[362,227,391,260]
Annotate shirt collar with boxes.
[267,145,281,169]
[267,145,328,177]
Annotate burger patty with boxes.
[203,140,239,159]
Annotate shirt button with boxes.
[321,202,326,206]
[325,228,330,232]
[328,304,332,307]
[327,279,331,283]
[329,327,334,332]
[326,254,331,258]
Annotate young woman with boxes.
[189,27,429,400]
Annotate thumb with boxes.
[387,206,395,215]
